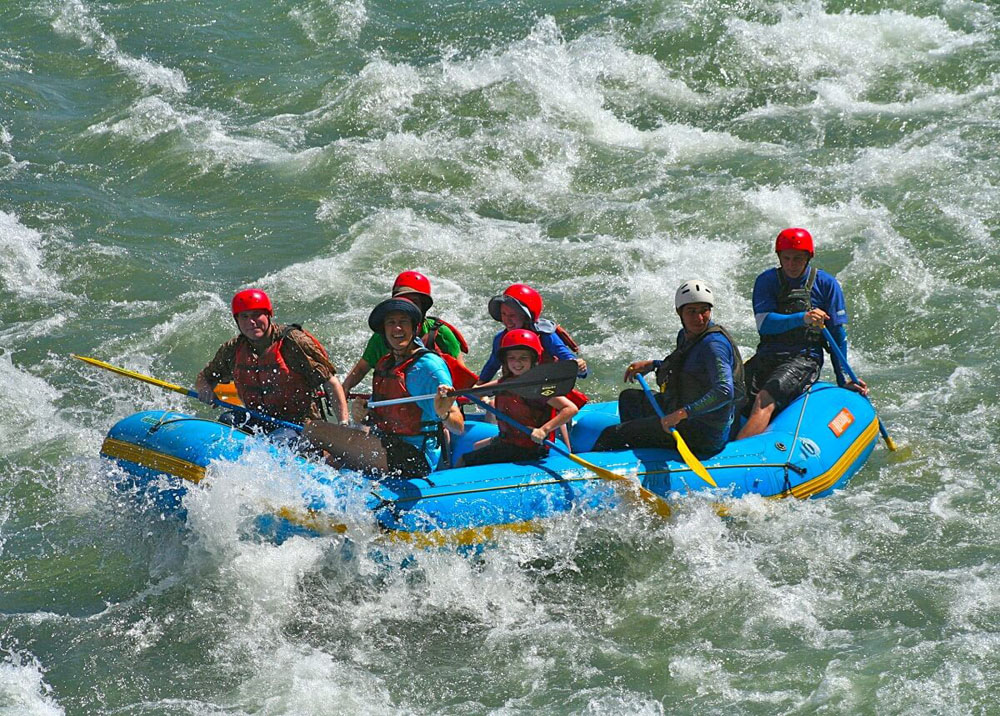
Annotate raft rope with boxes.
[783,383,813,493]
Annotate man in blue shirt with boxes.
[736,227,868,440]
[593,280,745,458]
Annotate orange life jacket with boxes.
[232,326,327,420]
[371,349,440,437]
[422,316,479,390]
[496,389,555,451]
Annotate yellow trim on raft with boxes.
[381,520,542,547]
[273,507,349,535]
[772,417,880,500]
[101,437,207,484]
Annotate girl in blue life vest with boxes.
[477,283,588,383]
[459,329,578,467]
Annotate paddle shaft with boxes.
[635,374,717,488]
[820,328,896,450]
[367,362,577,408]
[72,355,304,433]
[462,394,672,517]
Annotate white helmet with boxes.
[675,280,714,310]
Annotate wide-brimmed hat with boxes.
[368,296,423,333]
[487,294,533,324]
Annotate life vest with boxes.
[654,324,746,422]
[418,316,479,391]
[496,389,555,451]
[422,316,470,354]
[533,319,581,353]
[371,348,441,438]
[232,325,329,420]
[758,266,823,350]
[531,320,586,406]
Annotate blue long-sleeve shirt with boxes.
[753,266,851,384]
[478,321,581,382]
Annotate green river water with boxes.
[2,0,999,712]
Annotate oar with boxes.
[71,354,303,433]
[635,374,717,488]
[820,328,897,451]
[368,361,578,408]
[463,394,672,519]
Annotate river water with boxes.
[2,0,999,713]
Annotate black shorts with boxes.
[747,352,821,414]
[377,433,433,478]
[461,438,545,467]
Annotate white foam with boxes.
[86,96,319,171]
[0,353,65,454]
[228,645,395,715]
[0,211,63,299]
[49,0,188,94]
[290,0,367,43]
[724,3,987,107]
[0,651,62,716]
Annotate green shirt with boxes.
[361,319,461,365]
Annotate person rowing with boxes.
[592,280,745,458]
[195,289,348,440]
[736,228,867,440]
[477,283,587,383]
[458,329,578,467]
[340,270,477,396]
[304,296,463,477]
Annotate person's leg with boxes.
[459,438,544,467]
[735,388,779,440]
[736,355,819,439]
[380,434,433,477]
[618,389,654,422]
[593,416,674,451]
[303,422,391,472]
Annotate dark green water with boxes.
[2,0,999,712]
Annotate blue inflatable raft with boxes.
[100,382,880,545]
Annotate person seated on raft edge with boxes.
[476,283,587,384]
[194,288,349,442]
[457,329,578,468]
[592,280,745,459]
[735,227,868,441]
[302,296,463,478]
[340,270,474,396]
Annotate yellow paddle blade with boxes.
[72,354,192,397]
[214,382,244,406]
[566,453,672,519]
[670,430,717,488]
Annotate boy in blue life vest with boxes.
[736,228,868,440]
[593,280,744,458]
[303,296,463,477]
[459,330,578,467]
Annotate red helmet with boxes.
[231,289,272,316]
[392,270,433,311]
[499,329,543,360]
[367,296,423,333]
[488,283,543,324]
[775,228,814,257]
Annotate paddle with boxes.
[367,360,579,408]
[820,328,897,451]
[463,394,672,519]
[71,354,304,433]
[634,374,717,488]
